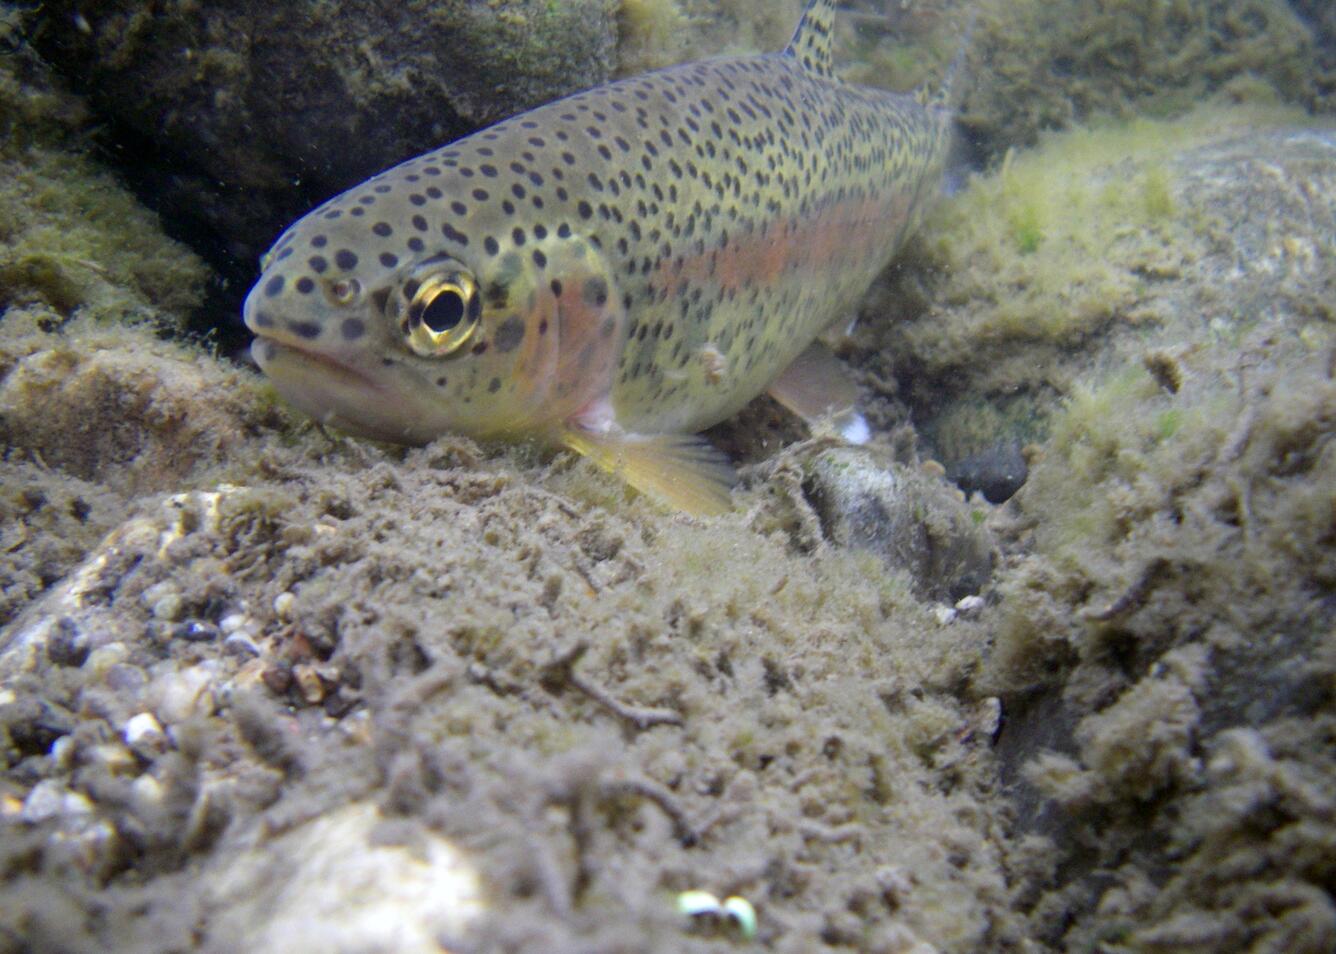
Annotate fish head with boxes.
[242,205,606,444]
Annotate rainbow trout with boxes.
[244,0,959,513]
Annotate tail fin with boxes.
[784,0,837,79]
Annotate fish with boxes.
[243,0,963,514]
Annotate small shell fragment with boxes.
[676,890,758,939]
[676,890,722,918]
[721,896,758,939]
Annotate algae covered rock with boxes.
[26,0,617,268]
[805,447,994,602]
[948,115,1336,954]
[858,107,1336,477]
[0,9,207,329]
[0,312,279,497]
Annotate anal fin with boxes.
[560,427,736,516]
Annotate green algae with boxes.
[862,101,1322,468]
[0,8,208,328]
[962,0,1325,158]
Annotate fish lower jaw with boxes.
[251,337,445,445]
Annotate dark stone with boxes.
[946,440,1029,503]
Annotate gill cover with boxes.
[461,233,627,437]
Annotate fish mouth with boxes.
[250,336,440,444]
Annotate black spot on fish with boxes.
[309,256,328,273]
[264,275,284,297]
[494,315,526,353]
[532,249,547,268]
[295,277,315,294]
[289,320,322,339]
[583,278,608,306]
[311,235,328,248]
[451,201,468,216]
[341,318,366,340]
[380,252,398,268]
[335,250,358,270]
[487,377,501,393]
[251,310,275,328]
[373,222,393,237]
[484,236,500,256]
[473,189,489,201]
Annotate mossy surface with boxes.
[960,0,1326,157]
[856,103,1331,464]
[0,12,207,328]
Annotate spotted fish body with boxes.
[244,0,957,512]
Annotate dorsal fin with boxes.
[784,0,837,79]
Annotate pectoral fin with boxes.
[560,426,736,515]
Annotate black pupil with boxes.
[422,290,465,333]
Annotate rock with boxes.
[805,447,994,602]
[26,0,618,301]
[945,441,1029,503]
[122,712,167,758]
[208,801,485,953]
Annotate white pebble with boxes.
[155,665,216,724]
[954,594,985,616]
[21,780,93,824]
[273,592,296,621]
[124,712,167,756]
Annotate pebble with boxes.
[21,780,93,824]
[294,664,326,704]
[88,742,138,777]
[83,642,128,677]
[123,712,167,757]
[954,594,986,616]
[155,664,217,723]
[273,592,296,621]
[151,593,186,621]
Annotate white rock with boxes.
[154,664,217,723]
[954,594,986,616]
[209,801,485,953]
[124,712,167,756]
[273,592,296,621]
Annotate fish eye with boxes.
[403,272,480,357]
